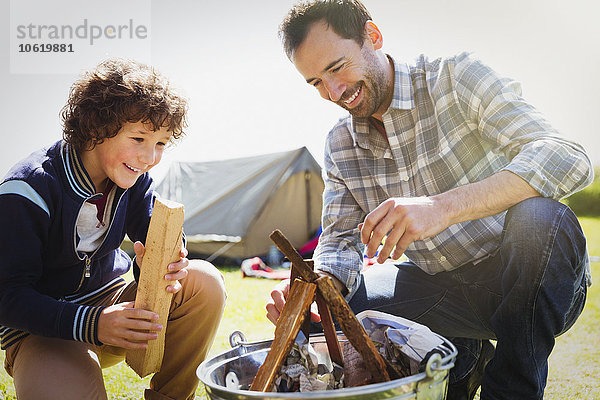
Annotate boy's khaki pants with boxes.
[4,260,227,400]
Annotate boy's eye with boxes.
[132,137,144,143]
[157,142,167,147]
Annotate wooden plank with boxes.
[274,236,343,366]
[304,258,345,367]
[250,279,316,392]
[315,293,344,367]
[290,259,311,341]
[270,230,319,282]
[315,276,390,383]
[342,341,375,386]
[269,229,388,381]
[125,198,184,377]
[291,259,342,366]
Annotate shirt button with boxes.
[440,256,447,262]
[401,175,409,182]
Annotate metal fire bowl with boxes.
[197,331,457,400]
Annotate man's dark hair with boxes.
[279,0,372,60]
[61,58,188,151]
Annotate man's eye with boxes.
[312,80,321,87]
[331,65,342,73]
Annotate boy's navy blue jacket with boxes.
[0,140,156,349]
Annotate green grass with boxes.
[544,217,600,399]
[0,267,276,400]
[1,218,600,399]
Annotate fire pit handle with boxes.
[229,330,247,348]
[425,353,454,378]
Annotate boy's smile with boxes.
[80,121,172,191]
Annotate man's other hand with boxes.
[360,197,448,263]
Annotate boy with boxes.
[0,59,226,400]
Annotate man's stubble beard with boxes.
[338,49,388,119]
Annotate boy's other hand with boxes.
[133,240,146,267]
[97,301,162,349]
[133,241,189,294]
[165,246,189,294]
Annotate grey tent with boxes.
[154,147,324,260]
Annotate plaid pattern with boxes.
[314,52,593,294]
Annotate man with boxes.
[266,1,593,399]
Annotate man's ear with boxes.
[364,21,383,50]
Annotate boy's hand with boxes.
[97,301,162,349]
[133,240,189,294]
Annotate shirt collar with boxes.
[388,55,415,111]
[349,55,414,148]
[60,141,97,199]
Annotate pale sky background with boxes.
[1,0,599,183]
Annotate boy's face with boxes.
[81,121,172,191]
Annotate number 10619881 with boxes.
[18,43,74,53]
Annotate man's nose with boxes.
[323,79,346,102]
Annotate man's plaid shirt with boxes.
[314,52,593,296]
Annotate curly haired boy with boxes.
[0,59,226,400]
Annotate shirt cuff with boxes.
[72,304,105,346]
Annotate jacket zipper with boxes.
[72,188,126,292]
[84,257,91,278]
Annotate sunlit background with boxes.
[2,0,599,182]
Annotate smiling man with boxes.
[295,18,393,120]
[266,1,594,399]
[0,59,226,400]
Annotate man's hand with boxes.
[265,272,347,325]
[97,301,162,349]
[266,278,322,325]
[360,197,449,263]
[133,240,189,294]
[360,172,542,264]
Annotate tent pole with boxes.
[206,241,238,263]
[305,171,312,239]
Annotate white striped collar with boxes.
[60,142,96,199]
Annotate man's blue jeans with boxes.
[347,198,589,399]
